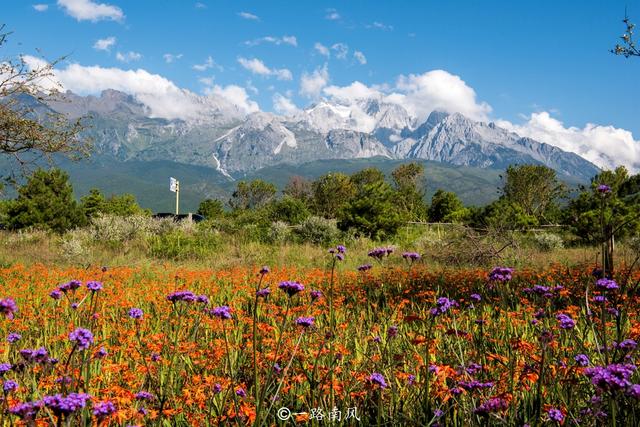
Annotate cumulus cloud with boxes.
[194,2,206,8]
[115,51,142,63]
[57,0,124,22]
[323,81,381,102]
[245,36,297,47]
[23,56,258,119]
[366,21,393,31]
[314,42,330,57]
[237,57,292,80]
[238,11,259,21]
[33,4,49,11]
[273,93,300,116]
[496,112,640,172]
[331,43,348,60]
[204,84,259,114]
[192,56,221,71]
[299,64,329,98]
[93,36,116,51]
[353,51,367,65]
[163,53,183,63]
[325,8,340,20]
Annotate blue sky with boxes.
[4,0,640,170]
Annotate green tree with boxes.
[6,168,86,232]
[351,167,385,189]
[283,175,313,204]
[311,173,356,218]
[268,195,310,225]
[229,180,277,211]
[501,164,566,223]
[391,162,427,220]
[428,189,469,222]
[197,199,225,219]
[338,180,403,239]
[102,194,147,216]
[81,188,106,219]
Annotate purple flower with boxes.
[9,401,43,420]
[95,347,108,359]
[597,184,612,194]
[49,289,62,300]
[151,352,160,362]
[368,247,393,260]
[0,298,17,319]
[20,347,49,364]
[86,281,103,292]
[466,363,483,374]
[335,253,345,261]
[7,333,21,343]
[278,281,305,297]
[474,397,508,415]
[3,379,18,393]
[256,288,270,298]
[295,317,315,328]
[593,295,608,303]
[196,295,210,305]
[128,308,143,319]
[488,267,514,282]
[336,245,346,254]
[556,313,576,330]
[584,364,636,391]
[135,391,154,401]
[387,325,399,338]
[43,393,91,415]
[273,363,282,374]
[458,380,494,391]
[617,339,637,352]
[166,290,196,303]
[470,294,481,303]
[408,374,416,385]
[209,306,232,320]
[0,363,11,375]
[213,383,222,394]
[368,372,387,389]
[627,384,640,399]
[310,290,322,301]
[431,297,456,317]
[574,354,590,367]
[547,408,564,422]
[402,252,421,262]
[93,401,116,418]
[59,280,82,293]
[596,278,619,291]
[236,388,246,397]
[357,264,373,272]
[69,328,94,350]
[259,266,270,275]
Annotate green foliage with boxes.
[197,198,225,219]
[6,168,86,233]
[267,195,310,225]
[391,162,427,220]
[295,216,340,245]
[351,167,385,189]
[283,175,313,204]
[311,172,356,218]
[229,179,277,211]
[531,232,565,252]
[501,164,566,222]
[148,225,221,260]
[81,188,147,218]
[428,189,466,222]
[338,180,403,239]
[481,198,539,230]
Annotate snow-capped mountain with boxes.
[43,89,600,181]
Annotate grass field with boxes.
[0,238,639,425]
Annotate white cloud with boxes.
[497,112,640,172]
[331,43,348,60]
[33,4,49,11]
[57,0,124,22]
[353,51,367,65]
[115,51,142,63]
[163,53,183,63]
[314,42,330,57]
[198,76,214,86]
[367,21,393,31]
[93,36,116,51]
[237,57,292,80]
[238,11,259,20]
[325,8,340,20]
[192,56,221,71]
[23,56,258,119]
[204,84,259,114]
[245,35,297,47]
[393,70,492,121]
[194,2,206,8]
[273,93,300,116]
[323,81,381,102]
[299,64,329,98]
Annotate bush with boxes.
[295,216,340,245]
[148,224,221,260]
[267,221,292,244]
[89,214,176,243]
[531,232,564,252]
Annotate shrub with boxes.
[267,221,292,244]
[532,232,564,252]
[295,216,340,245]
